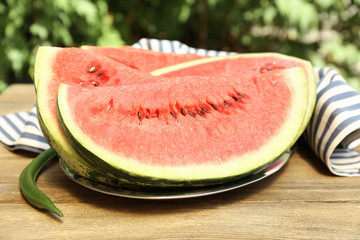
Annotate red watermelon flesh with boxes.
[36,46,172,128]
[62,74,289,164]
[152,54,311,78]
[57,67,308,182]
[151,54,317,143]
[82,46,206,72]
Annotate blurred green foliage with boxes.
[1,0,359,92]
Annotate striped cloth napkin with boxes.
[1,38,360,176]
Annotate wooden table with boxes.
[0,84,359,240]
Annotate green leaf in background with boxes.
[0,0,359,93]
[71,0,98,25]
[275,0,318,32]
[97,14,125,47]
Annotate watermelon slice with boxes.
[56,67,308,186]
[34,46,315,187]
[82,46,206,72]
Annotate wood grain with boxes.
[0,84,359,240]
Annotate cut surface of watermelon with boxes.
[57,67,308,183]
[151,53,317,142]
[82,46,206,72]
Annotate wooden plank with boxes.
[0,84,36,115]
[1,201,359,240]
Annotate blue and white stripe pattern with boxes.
[132,38,236,56]
[0,105,49,153]
[303,67,360,176]
[0,38,359,176]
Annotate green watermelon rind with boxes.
[37,109,134,187]
[56,67,308,186]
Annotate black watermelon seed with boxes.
[224,101,231,107]
[196,110,204,117]
[188,110,195,118]
[170,111,176,119]
[210,104,217,110]
[181,108,186,116]
[201,107,209,113]
[232,96,240,102]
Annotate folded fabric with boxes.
[303,67,360,176]
[0,105,49,153]
[1,38,359,176]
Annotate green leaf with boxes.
[6,48,28,72]
[314,0,338,9]
[70,0,98,25]
[30,23,49,40]
[323,40,360,65]
[275,0,318,31]
[263,6,277,24]
[0,2,6,14]
[179,4,191,23]
[0,80,8,92]
[96,14,124,46]
[97,27,125,46]
[53,0,71,11]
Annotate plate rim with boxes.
[59,146,294,200]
